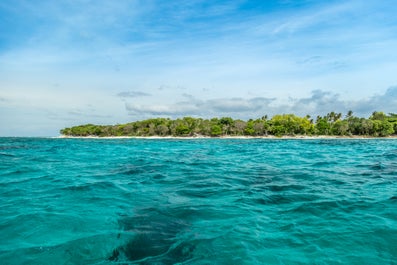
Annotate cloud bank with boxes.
[125,87,397,119]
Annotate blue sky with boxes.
[1,0,397,136]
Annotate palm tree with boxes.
[346,110,353,119]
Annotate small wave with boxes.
[254,193,321,205]
[61,181,118,192]
[267,184,306,192]
[0,152,15,157]
[0,167,39,177]
[0,174,50,185]
[0,233,127,265]
[0,145,29,150]
[369,162,385,170]
[311,160,338,167]
[383,149,397,159]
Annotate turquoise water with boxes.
[0,138,396,265]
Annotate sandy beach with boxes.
[57,135,397,140]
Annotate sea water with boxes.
[0,138,396,265]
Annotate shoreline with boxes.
[57,135,397,140]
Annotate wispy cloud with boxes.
[117,91,151,98]
[268,1,355,35]
[125,102,199,116]
[65,110,112,119]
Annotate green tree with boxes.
[210,125,222,136]
[315,116,330,135]
[332,120,349,135]
[244,120,255,135]
[372,120,394,136]
[370,111,387,121]
[219,117,234,135]
[175,124,191,136]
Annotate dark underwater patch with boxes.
[109,208,194,264]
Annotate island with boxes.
[60,111,397,138]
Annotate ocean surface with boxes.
[0,138,396,265]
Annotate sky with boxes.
[1,0,397,136]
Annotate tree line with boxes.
[60,111,397,137]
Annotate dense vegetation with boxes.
[60,111,397,137]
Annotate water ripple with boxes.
[0,138,396,264]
